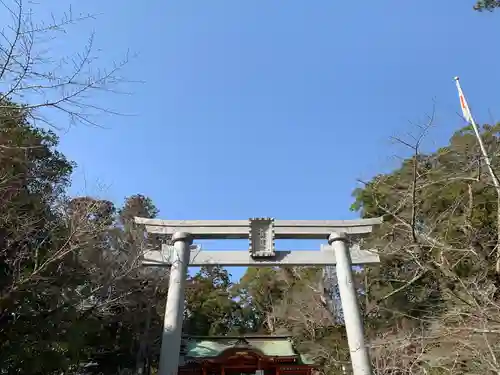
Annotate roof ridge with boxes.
[182,335,291,340]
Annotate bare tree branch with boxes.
[0,0,137,131]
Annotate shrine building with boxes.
[178,336,318,375]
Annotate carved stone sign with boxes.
[249,217,275,257]
[134,215,383,375]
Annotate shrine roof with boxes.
[181,335,315,365]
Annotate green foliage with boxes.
[6,72,500,374]
[0,99,77,374]
[474,0,500,10]
[352,123,500,372]
[235,267,288,331]
[184,266,244,335]
[0,97,168,374]
[234,266,349,372]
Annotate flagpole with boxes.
[454,76,500,274]
[454,76,500,191]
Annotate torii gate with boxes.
[134,217,383,375]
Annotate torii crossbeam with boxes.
[134,217,383,375]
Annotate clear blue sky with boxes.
[13,1,500,280]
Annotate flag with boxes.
[454,76,474,124]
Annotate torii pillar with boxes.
[135,217,383,375]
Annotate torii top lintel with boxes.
[133,217,383,240]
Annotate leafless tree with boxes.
[357,110,500,375]
[0,0,134,130]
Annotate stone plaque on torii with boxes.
[134,216,383,375]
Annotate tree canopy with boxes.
[8,101,500,374]
[349,123,500,373]
[2,0,500,374]
[474,0,500,11]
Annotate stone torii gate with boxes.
[134,217,383,375]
